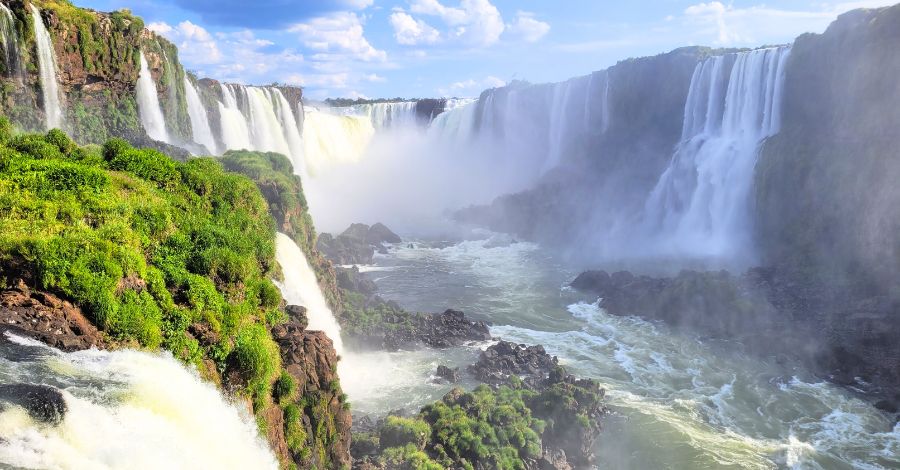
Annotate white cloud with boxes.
[390,11,441,45]
[289,12,387,62]
[505,11,550,43]
[680,0,898,46]
[149,20,223,65]
[437,75,505,97]
[406,0,505,46]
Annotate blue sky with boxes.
[76,0,897,99]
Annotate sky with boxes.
[75,0,897,99]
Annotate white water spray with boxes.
[643,47,791,260]
[184,77,217,154]
[0,334,278,469]
[274,233,344,354]
[345,101,419,130]
[218,83,252,152]
[0,4,19,77]
[30,5,63,130]
[136,52,169,143]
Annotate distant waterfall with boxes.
[184,77,217,154]
[0,4,20,77]
[274,233,344,354]
[0,333,278,469]
[218,83,252,151]
[30,5,63,130]
[136,52,169,143]
[301,107,374,177]
[643,47,791,259]
[427,98,478,142]
[214,84,304,162]
[345,101,419,130]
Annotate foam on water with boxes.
[0,334,277,470]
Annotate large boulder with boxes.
[0,383,67,425]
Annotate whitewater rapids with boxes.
[349,234,900,470]
[0,333,278,470]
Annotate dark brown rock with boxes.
[0,280,105,351]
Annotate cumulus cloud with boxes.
[437,75,505,97]
[505,11,550,43]
[390,11,441,45]
[403,0,505,47]
[680,0,898,46]
[289,12,387,62]
[148,20,223,65]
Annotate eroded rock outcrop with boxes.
[0,280,105,351]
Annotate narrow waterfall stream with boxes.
[136,52,169,143]
[29,5,63,130]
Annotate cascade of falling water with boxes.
[30,5,64,130]
[135,52,169,143]
[0,333,278,469]
[245,86,290,155]
[274,233,344,354]
[218,83,252,151]
[643,46,792,259]
[271,88,304,160]
[0,4,20,77]
[184,77,217,154]
[345,101,419,130]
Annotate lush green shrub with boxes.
[273,370,297,404]
[380,416,431,450]
[381,444,443,470]
[232,323,281,386]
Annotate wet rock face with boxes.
[468,340,559,387]
[0,383,67,425]
[0,280,105,351]
[417,309,491,348]
[317,223,402,265]
[271,323,352,469]
[435,365,459,383]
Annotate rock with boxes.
[366,223,401,245]
[317,232,375,265]
[284,305,309,329]
[270,322,352,469]
[0,281,105,352]
[0,383,67,425]
[416,309,491,348]
[435,365,459,383]
[468,340,559,387]
[336,267,378,298]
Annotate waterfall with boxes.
[271,88,304,160]
[643,46,791,259]
[274,233,344,354]
[184,77,217,154]
[427,98,478,142]
[214,84,304,162]
[344,101,419,130]
[245,86,290,155]
[0,3,20,77]
[218,83,252,151]
[0,333,277,469]
[30,5,63,130]
[136,52,169,143]
[301,107,374,178]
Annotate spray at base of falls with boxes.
[184,77,217,154]
[30,5,64,131]
[273,233,343,354]
[0,333,278,470]
[642,46,791,262]
[300,107,374,178]
[136,52,169,143]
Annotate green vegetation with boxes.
[0,124,280,379]
[361,369,604,470]
[220,150,343,311]
[0,121,354,469]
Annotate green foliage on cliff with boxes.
[0,121,282,388]
[219,150,344,312]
